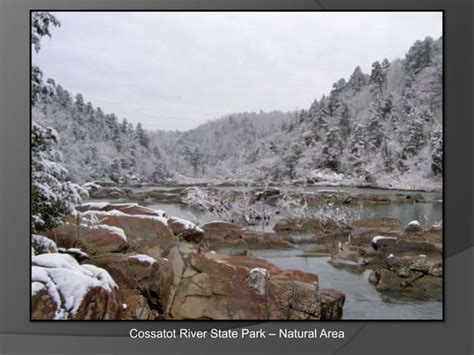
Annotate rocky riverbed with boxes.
[31,202,345,320]
[31,183,442,320]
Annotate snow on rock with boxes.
[58,247,90,261]
[167,217,205,243]
[78,202,167,218]
[248,267,267,296]
[79,201,111,210]
[372,236,398,244]
[405,220,422,232]
[168,216,203,232]
[81,210,168,227]
[90,224,128,242]
[81,209,127,218]
[31,253,122,320]
[128,254,157,265]
[32,234,58,255]
[371,236,398,250]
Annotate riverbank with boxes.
[32,189,442,319]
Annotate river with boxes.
[87,184,443,320]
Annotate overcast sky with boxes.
[33,12,442,131]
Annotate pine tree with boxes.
[322,128,343,171]
[31,12,60,52]
[136,122,150,148]
[404,37,434,78]
[31,123,86,232]
[367,101,385,150]
[284,143,303,179]
[348,66,367,92]
[403,109,427,157]
[431,125,443,176]
[337,104,351,142]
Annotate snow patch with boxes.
[32,253,117,319]
[91,224,127,242]
[372,236,398,244]
[32,234,58,254]
[128,254,157,265]
[169,216,204,232]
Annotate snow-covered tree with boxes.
[431,125,443,176]
[403,109,427,157]
[31,123,86,232]
[321,128,343,171]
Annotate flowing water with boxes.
[249,249,442,320]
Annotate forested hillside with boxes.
[151,36,443,189]
[33,36,442,190]
[33,84,171,184]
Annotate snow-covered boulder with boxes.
[371,236,398,250]
[170,252,323,320]
[79,210,175,257]
[167,216,204,243]
[32,234,58,255]
[31,253,123,320]
[405,220,422,233]
[44,223,129,255]
[88,253,174,315]
[78,202,166,217]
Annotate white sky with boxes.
[33,12,442,131]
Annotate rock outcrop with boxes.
[32,253,123,320]
[202,221,292,249]
[320,289,346,320]
[169,251,323,320]
[33,202,346,320]
[44,223,129,255]
[368,254,442,300]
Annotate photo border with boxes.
[29,9,446,323]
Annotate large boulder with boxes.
[79,210,176,257]
[78,202,166,217]
[31,253,123,320]
[44,223,129,255]
[320,289,345,320]
[369,255,442,300]
[168,217,204,243]
[88,253,174,315]
[350,218,403,245]
[89,187,129,199]
[169,251,325,320]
